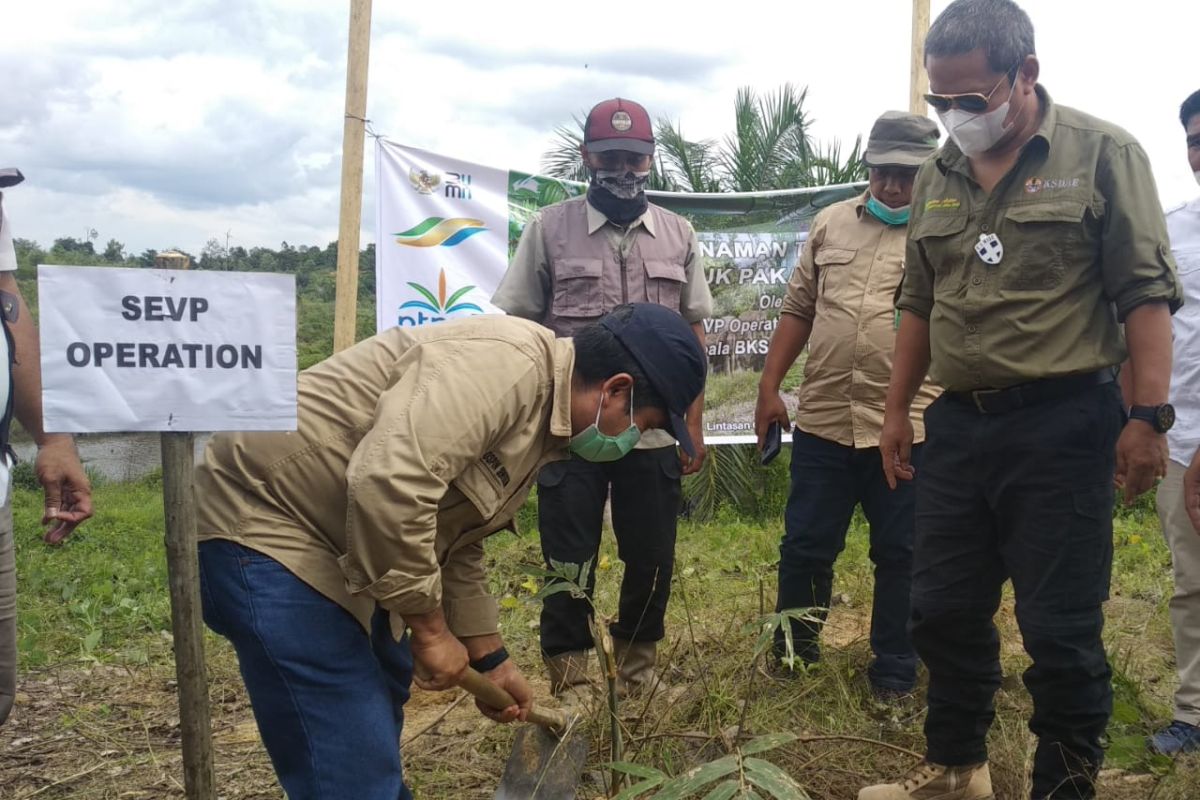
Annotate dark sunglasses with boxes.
[924,68,1016,114]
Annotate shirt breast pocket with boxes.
[1002,201,1090,291]
[643,259,687,310]
[909,214,969,293]
[552,258,604,318]
[814,247,857,297]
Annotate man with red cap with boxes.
[493,97,712,701]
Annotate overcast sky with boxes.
[4,0,1196,255]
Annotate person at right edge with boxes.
[860,1,1181,799]
[1147,88,1200,756]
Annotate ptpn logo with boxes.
[398,269,483,326]
[393,217,487,248]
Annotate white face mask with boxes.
[1194,170,1200,188]
[937,79,1018,158]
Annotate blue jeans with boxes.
[199,539,414,800]
[776,430,921,691]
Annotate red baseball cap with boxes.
[584,98,655,155]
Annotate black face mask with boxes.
[587,171,648,226]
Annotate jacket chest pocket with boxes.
[643,259,687,310]
[454,461,506,522]
[814,247,857,298]
[551,258,604,319]
[1001,201,1091,291]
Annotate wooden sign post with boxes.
[155,250,215,799]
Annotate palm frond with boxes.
[682,443,760,521]
[541,114,589,182]
[653,117,721,193]
[802,135,868,188]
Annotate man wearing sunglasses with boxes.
[863,1,1181,799]
[493,98,712,702]
[755,112,941,700]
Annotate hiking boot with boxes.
[544,650,594,709]
[612,639,658,698]
[1149,720,1200,755]
[858,760,993,799]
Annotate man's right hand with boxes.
[754,388,792,450]
[408,612,469,691]
[879,410,916,490]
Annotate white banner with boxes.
[375,141,509,331]
[38,265,297,433]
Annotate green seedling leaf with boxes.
[652,755,739,799]
[610,762,667,780]
[739,733,798,757]
[701,781,739,800]
[744,758,810,799]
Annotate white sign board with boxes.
[38,265,297,433]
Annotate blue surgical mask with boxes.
[866,194,911,226]
[568,389,641,462]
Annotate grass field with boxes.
[1,470,1198,799]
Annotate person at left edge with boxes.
[194,304,707,800]
[492,97,713,700]
[0,168,94,729]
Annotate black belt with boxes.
[945,368,1116,414]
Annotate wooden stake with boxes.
[910,0,931,114]
[161,434,215,799]
[332,0,373,352]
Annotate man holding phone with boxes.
[755,112,941,698]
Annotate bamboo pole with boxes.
[910,0,931,114]
[332,0,373,352]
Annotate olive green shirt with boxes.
[899,86,1182,391]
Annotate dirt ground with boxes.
[3,602,1196,800]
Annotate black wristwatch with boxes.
[1128,403,1175,433]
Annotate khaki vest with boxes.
[540,196,693,336]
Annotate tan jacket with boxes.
[196,315,574,639]
[782,192,940,448]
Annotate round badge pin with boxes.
[611,111,633,131]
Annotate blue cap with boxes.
[599,303,707,457]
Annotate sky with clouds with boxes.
[4,0,1196,255]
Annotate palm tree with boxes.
[540,85,867,521]
[542,84,866,193]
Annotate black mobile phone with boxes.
[761,421,782,466]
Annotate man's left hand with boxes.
[1114,420,1168,506]
[36,436,93,545]
[474,659,532,723]
[680,423,707,475]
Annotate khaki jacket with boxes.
[783,192,940,448]
[196,316,574,639]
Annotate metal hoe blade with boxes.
[494,721,589,800]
